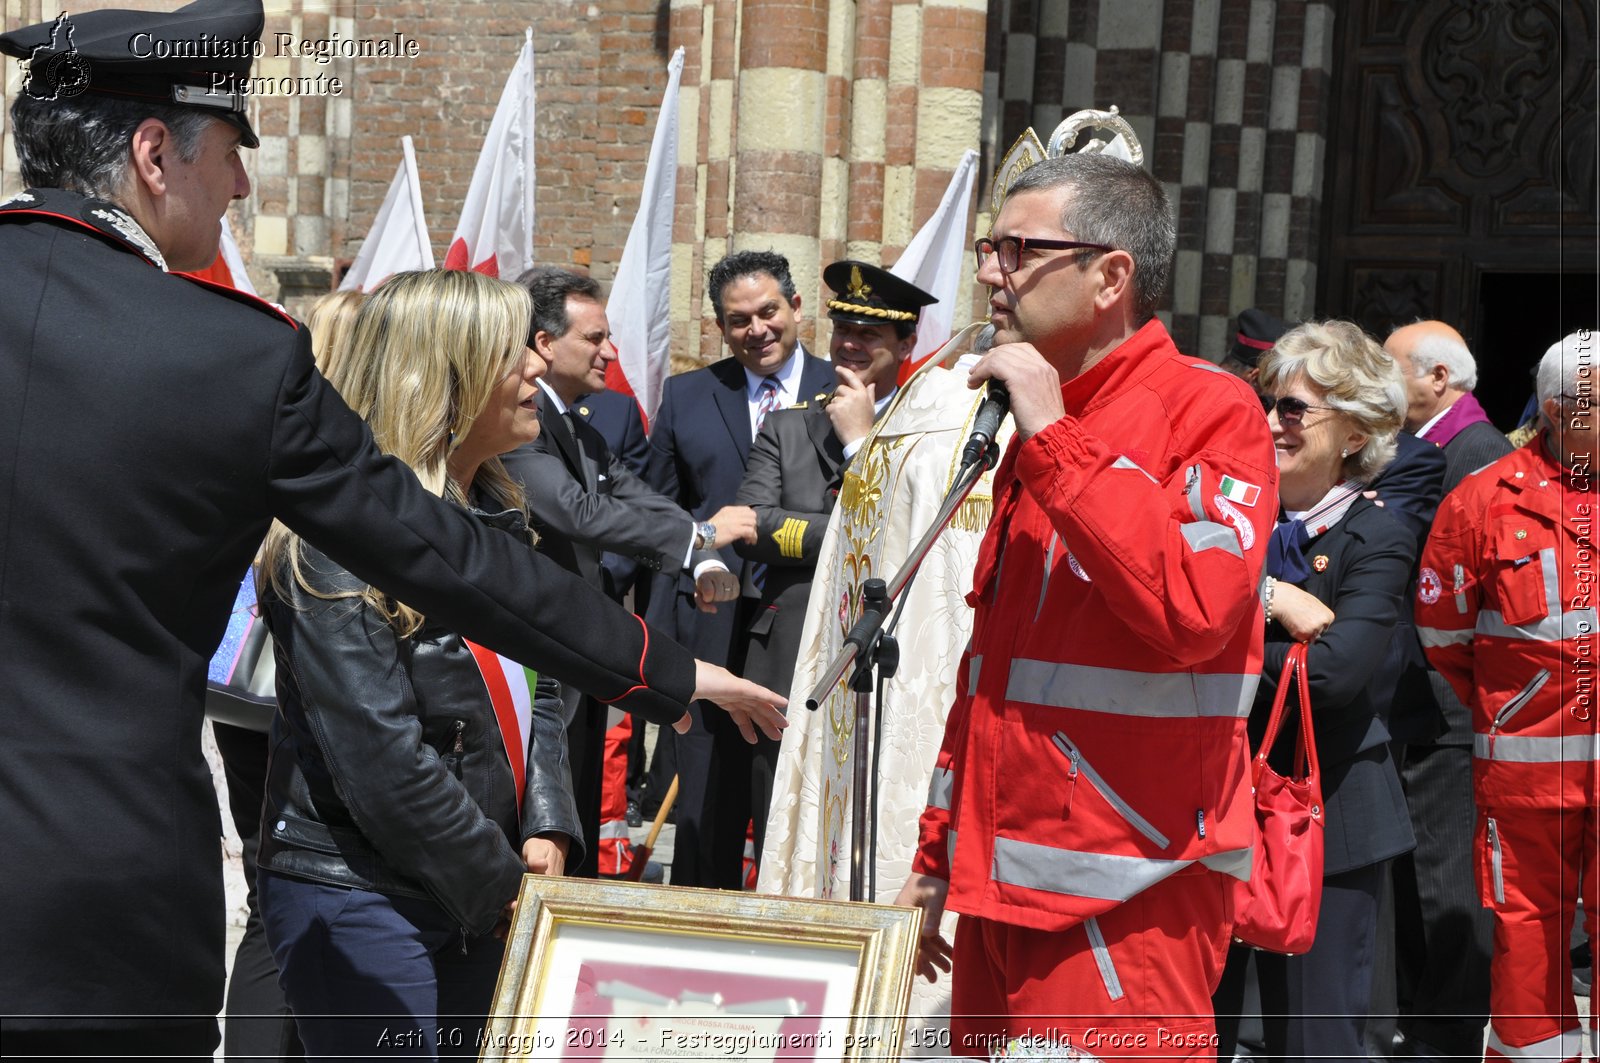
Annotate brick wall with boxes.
[2,0,1336,365]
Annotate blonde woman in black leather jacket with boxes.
[256,270,571,1061]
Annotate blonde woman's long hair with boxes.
[260,269,534,635]
[303,288,368,382]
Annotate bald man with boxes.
[1383,321,1512,1059]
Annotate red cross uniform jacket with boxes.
[912,320,1278,931]
[1415,436,1598,811]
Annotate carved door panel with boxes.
[1321,0,1597,421]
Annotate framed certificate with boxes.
[481,877,922,1062]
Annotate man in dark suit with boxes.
[1385,321,1514,1061]
[0,6,782,1055]
[572,388,675,824]
[646,250,836,888]
[733,261,937,867]
[503,266,758,877]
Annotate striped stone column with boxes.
[732,0,831,355]
[843,0,891,265]
[909,0,985,325]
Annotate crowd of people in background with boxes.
[2,2,1594,1061]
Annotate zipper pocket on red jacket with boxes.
[1490,670,1550,746]
[1051,731,1171,850]
[1084,916,1125,1002]
[1486,815,1505,904]
[1036,532,1059,621]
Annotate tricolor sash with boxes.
[464,642,535,809]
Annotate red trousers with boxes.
[1478,804,1598,1062]
[596,715,634,876]
[949,869,1232,1060]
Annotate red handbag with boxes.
[1232,641,1324,954]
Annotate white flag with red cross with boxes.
[444,29,535,278]
[892,149,980,384]
[603,47,685,432]
[340,135,435,292]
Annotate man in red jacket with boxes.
[1416,329,1597,1063]
[895,153,1277,1057]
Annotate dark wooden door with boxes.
[1320,0,1598,426]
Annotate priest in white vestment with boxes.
[758,328,1009,1048]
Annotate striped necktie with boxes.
[753,376,780,437]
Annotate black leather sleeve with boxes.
[265,342,695,724]
[521,673,586,866]
[273,551,525,935]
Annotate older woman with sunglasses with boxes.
[1213,320,1418,1062]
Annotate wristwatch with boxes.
[694,521,718,550]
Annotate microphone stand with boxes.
[806,439,1001,903]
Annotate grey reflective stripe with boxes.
[1181,520,1243,557]
[1453,563,1468,614]
[1111,455,1157,482]
[967,655,982,695]
[1476,547,1599,642]
[991,836,1189,901]
[1051,731,1170,849]
[1200,846,1254,881]
[947,829,957,869]
[1487,817,1505,904]
[1474,732,1598,763]
[1185,463,1206,520]
[1007,659,1256,718]
[1477,605,1599,643]
[1486,1026,1583,1061]
[1084,917,1125,1001]
[599,821,631,840]
[1417,625,1473,648]
[1491,669,1550,730]
[1189,361,1229,375]
[927,767,954,811]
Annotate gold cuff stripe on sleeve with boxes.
[774,517,809,559]
[826,299,917,322]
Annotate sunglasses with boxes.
[1263,394,1337,425]
[974,235,1116,276]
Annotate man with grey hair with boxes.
[1383,319,1512,1058]
[0,2,782,1055]
[896,153,1278,1054]
[1416,329,1596,1063]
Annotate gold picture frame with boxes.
[481,876,923,1062]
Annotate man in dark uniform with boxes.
[0,4,783,1056]
[644,250,836,888]
[731,261,935,866]
[569,389,678,826]
[503,266,755,876]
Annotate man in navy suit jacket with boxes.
[646,250,836,888]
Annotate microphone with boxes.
[960,379,1010,468]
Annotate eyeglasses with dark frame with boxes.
[974,235,1117,276]
[1263,394,1338,425]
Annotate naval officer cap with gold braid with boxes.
[823,260,937,334]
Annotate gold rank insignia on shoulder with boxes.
[790,401,808,410]
[774,517,808,559]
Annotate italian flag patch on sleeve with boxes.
[1218,476,1261,507]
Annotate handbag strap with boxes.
[1255,642,1319,783]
